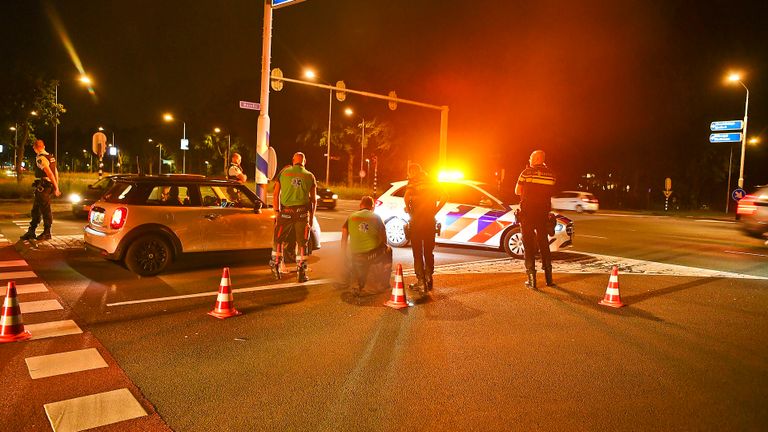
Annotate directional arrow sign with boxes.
[709,133,742,143]
[710,120,744,131]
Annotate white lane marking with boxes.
[12,220,28,224]
[19,299,63,314]
[579,234,608,239]
[15,283,49,294]
[44,388,147,432]
[26,320,83,340]
[107,278,335,307]
[401,252,768,280]
[724,250,768,258]
[695,219,736,224]
[25,348,108,379]
[318,216,334,220]
[0,259,27,267]
[320,231,342,242]
[0,270,37,280]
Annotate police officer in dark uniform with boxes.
[515,150,557,289]
[227,152,247,184]
[271,152,317,282]
[21,140,61,241]
[403,163,447,292]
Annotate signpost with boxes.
[92,132,107,179]
[663,177,672,211]
[709,133,743,143]
[239,100,260,111]
[710,120,744,131]
[732,188,746,202]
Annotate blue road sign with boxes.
[732,188,746,201]
[709,133,742,143]
[710,120,744,131]
[272,0,306,9]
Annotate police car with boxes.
[374,178,573,258]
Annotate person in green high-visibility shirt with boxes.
[271,152,317,282]
[340,196,392,293]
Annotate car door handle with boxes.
[204,213,221,220]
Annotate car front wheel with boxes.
[502,227,525,259]
[385,218,409,247]
[125,234,173,276]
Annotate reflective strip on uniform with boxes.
[521,175,556,185]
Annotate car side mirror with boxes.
[254,201,262,214]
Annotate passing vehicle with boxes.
[69,175,123,217]
[374,179,573,258]
[316,185,338,209]
[551,191,599,213]
[737,186,768,238]
[84,175,322,276]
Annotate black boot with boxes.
[297,263,309,283]
[409,278,426,293]
[269,258,282,280]
[20,230,37,241]
[544,266,554,286]
[525,271,537,289]
[425,275,434,292]
[36,231,52,241]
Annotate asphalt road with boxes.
[2,203,767,431]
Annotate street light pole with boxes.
[183,121,187,174]
[736,80,749,189]
[326,89,332,185]
[360,117,365,187]
[55,84,58,164]
[726,144,733,213]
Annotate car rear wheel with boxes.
[502,227,525,259]
[125,234,173,276]
[385,218,409,247]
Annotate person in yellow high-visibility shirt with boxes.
[341,196,392,293]
[270,152,317,282]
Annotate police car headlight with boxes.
[331,194,338,200]
[555,223,565,232]
[69,193,82,204]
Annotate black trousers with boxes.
[346,245,393,290]
[410,224,435,280]
[29,182,53,232]
[520,212,552,273]
[273,206,311,264]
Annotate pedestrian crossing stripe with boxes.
[44,388,147,432]
[25,348,109,379]
[401,252,768,280]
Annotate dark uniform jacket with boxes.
[516,163,556,215]
[405,173,442,232]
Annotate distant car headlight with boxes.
[331,194,338,200]
[555,223,565,232]
[69,193,82,204]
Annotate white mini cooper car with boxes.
[374,179,573,258]
[84,175,321,276]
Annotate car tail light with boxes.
[110,207,128,229]
[375,199,383,208]
[737,195,757,215]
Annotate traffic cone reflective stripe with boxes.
[208,267,242,319]
[385,264,409,309]
[0,281,32,342]
[599,266,625,308]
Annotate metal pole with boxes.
[159,145,162,175]
[439,106,449,167]
[726,145,733,213]
[183,121,186,174]
[737,81,749,189]
[360,118,365,187]
[55,84,58,165]
[255,0,273,200]
[326,89,332,185]
[227,134,231,171]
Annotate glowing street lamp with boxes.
[727,72,750,188]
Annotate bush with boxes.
[0,172,107,199]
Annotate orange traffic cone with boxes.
[0,281,32,342]
[599,266,625,308]
[385,264,409,309]
[208,267,242,319]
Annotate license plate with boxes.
[91,212,105,225]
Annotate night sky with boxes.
[2,0,767,207]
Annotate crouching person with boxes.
[341,196,392,293]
